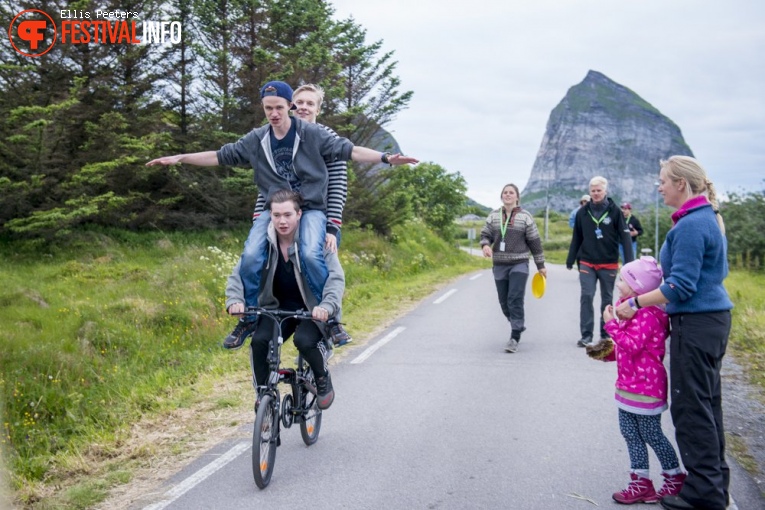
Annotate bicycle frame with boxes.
[235,307,333,488]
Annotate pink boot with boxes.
[612,473,658,504]
[656,472,686,498]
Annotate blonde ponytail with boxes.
[662,156,725,235]
[707,181,726,235]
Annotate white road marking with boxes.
[469,273,484,280]
[433,288,457,304]
[142,441,250,510]
[350,327,406,364]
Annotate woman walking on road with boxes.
[615,156,733,510]
[480,183,546,353]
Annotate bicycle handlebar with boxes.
[233,307,310,318]
[233,307,339,325]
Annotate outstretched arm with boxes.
[146,151,219,167]
[350,146,418,166]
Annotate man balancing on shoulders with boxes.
[147,81,418,351]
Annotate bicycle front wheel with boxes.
[252,394,278,489]
[299,372,322,446]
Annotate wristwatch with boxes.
[381,152,392,165]
[628,297,639,311]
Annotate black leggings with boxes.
[249,317,327,387]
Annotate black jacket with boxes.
[567,197,634,267]
[625,214,643,238]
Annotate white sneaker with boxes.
[504,338,518,353]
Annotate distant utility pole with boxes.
[544,173,550,241]
[654,181,660,256]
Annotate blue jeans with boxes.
[240,210,329,306]
[619,241,638,263]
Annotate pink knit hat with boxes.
[621,256,663,295]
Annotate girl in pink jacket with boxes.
[597,257,686,505]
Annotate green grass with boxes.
[726,271,765,399]
[1,229,245,503]
[0,222,488,508]
[2,220,762,508]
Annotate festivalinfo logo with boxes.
[8,9,182,57]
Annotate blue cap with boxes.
[260,81,293,103]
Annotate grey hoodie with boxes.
[225,221,345,318]
[216,117,354,213]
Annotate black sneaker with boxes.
[316,373,335,410]
[223,318,258,350]
[329,324,352,346]
[577,336,593,348]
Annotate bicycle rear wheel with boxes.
[299,368,322,445]
[252,394,278,489]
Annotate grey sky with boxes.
[330,0,765,208]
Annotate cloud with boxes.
[331,0,765,205]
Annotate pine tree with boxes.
[0,0,416,235]
[327,18,413,146]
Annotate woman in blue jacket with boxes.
[616,156,733,510]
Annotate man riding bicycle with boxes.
[225,189,344,409]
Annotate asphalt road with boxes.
[132,264,764,510]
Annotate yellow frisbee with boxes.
[531,273,546,299]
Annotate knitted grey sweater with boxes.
[479,207,545,269]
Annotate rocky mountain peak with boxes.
[521,70,693,213]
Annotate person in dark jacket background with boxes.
[620,202,644,263]
[567,176,634,347]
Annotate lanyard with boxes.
[587,210,609,227]
[500,208,516,239]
